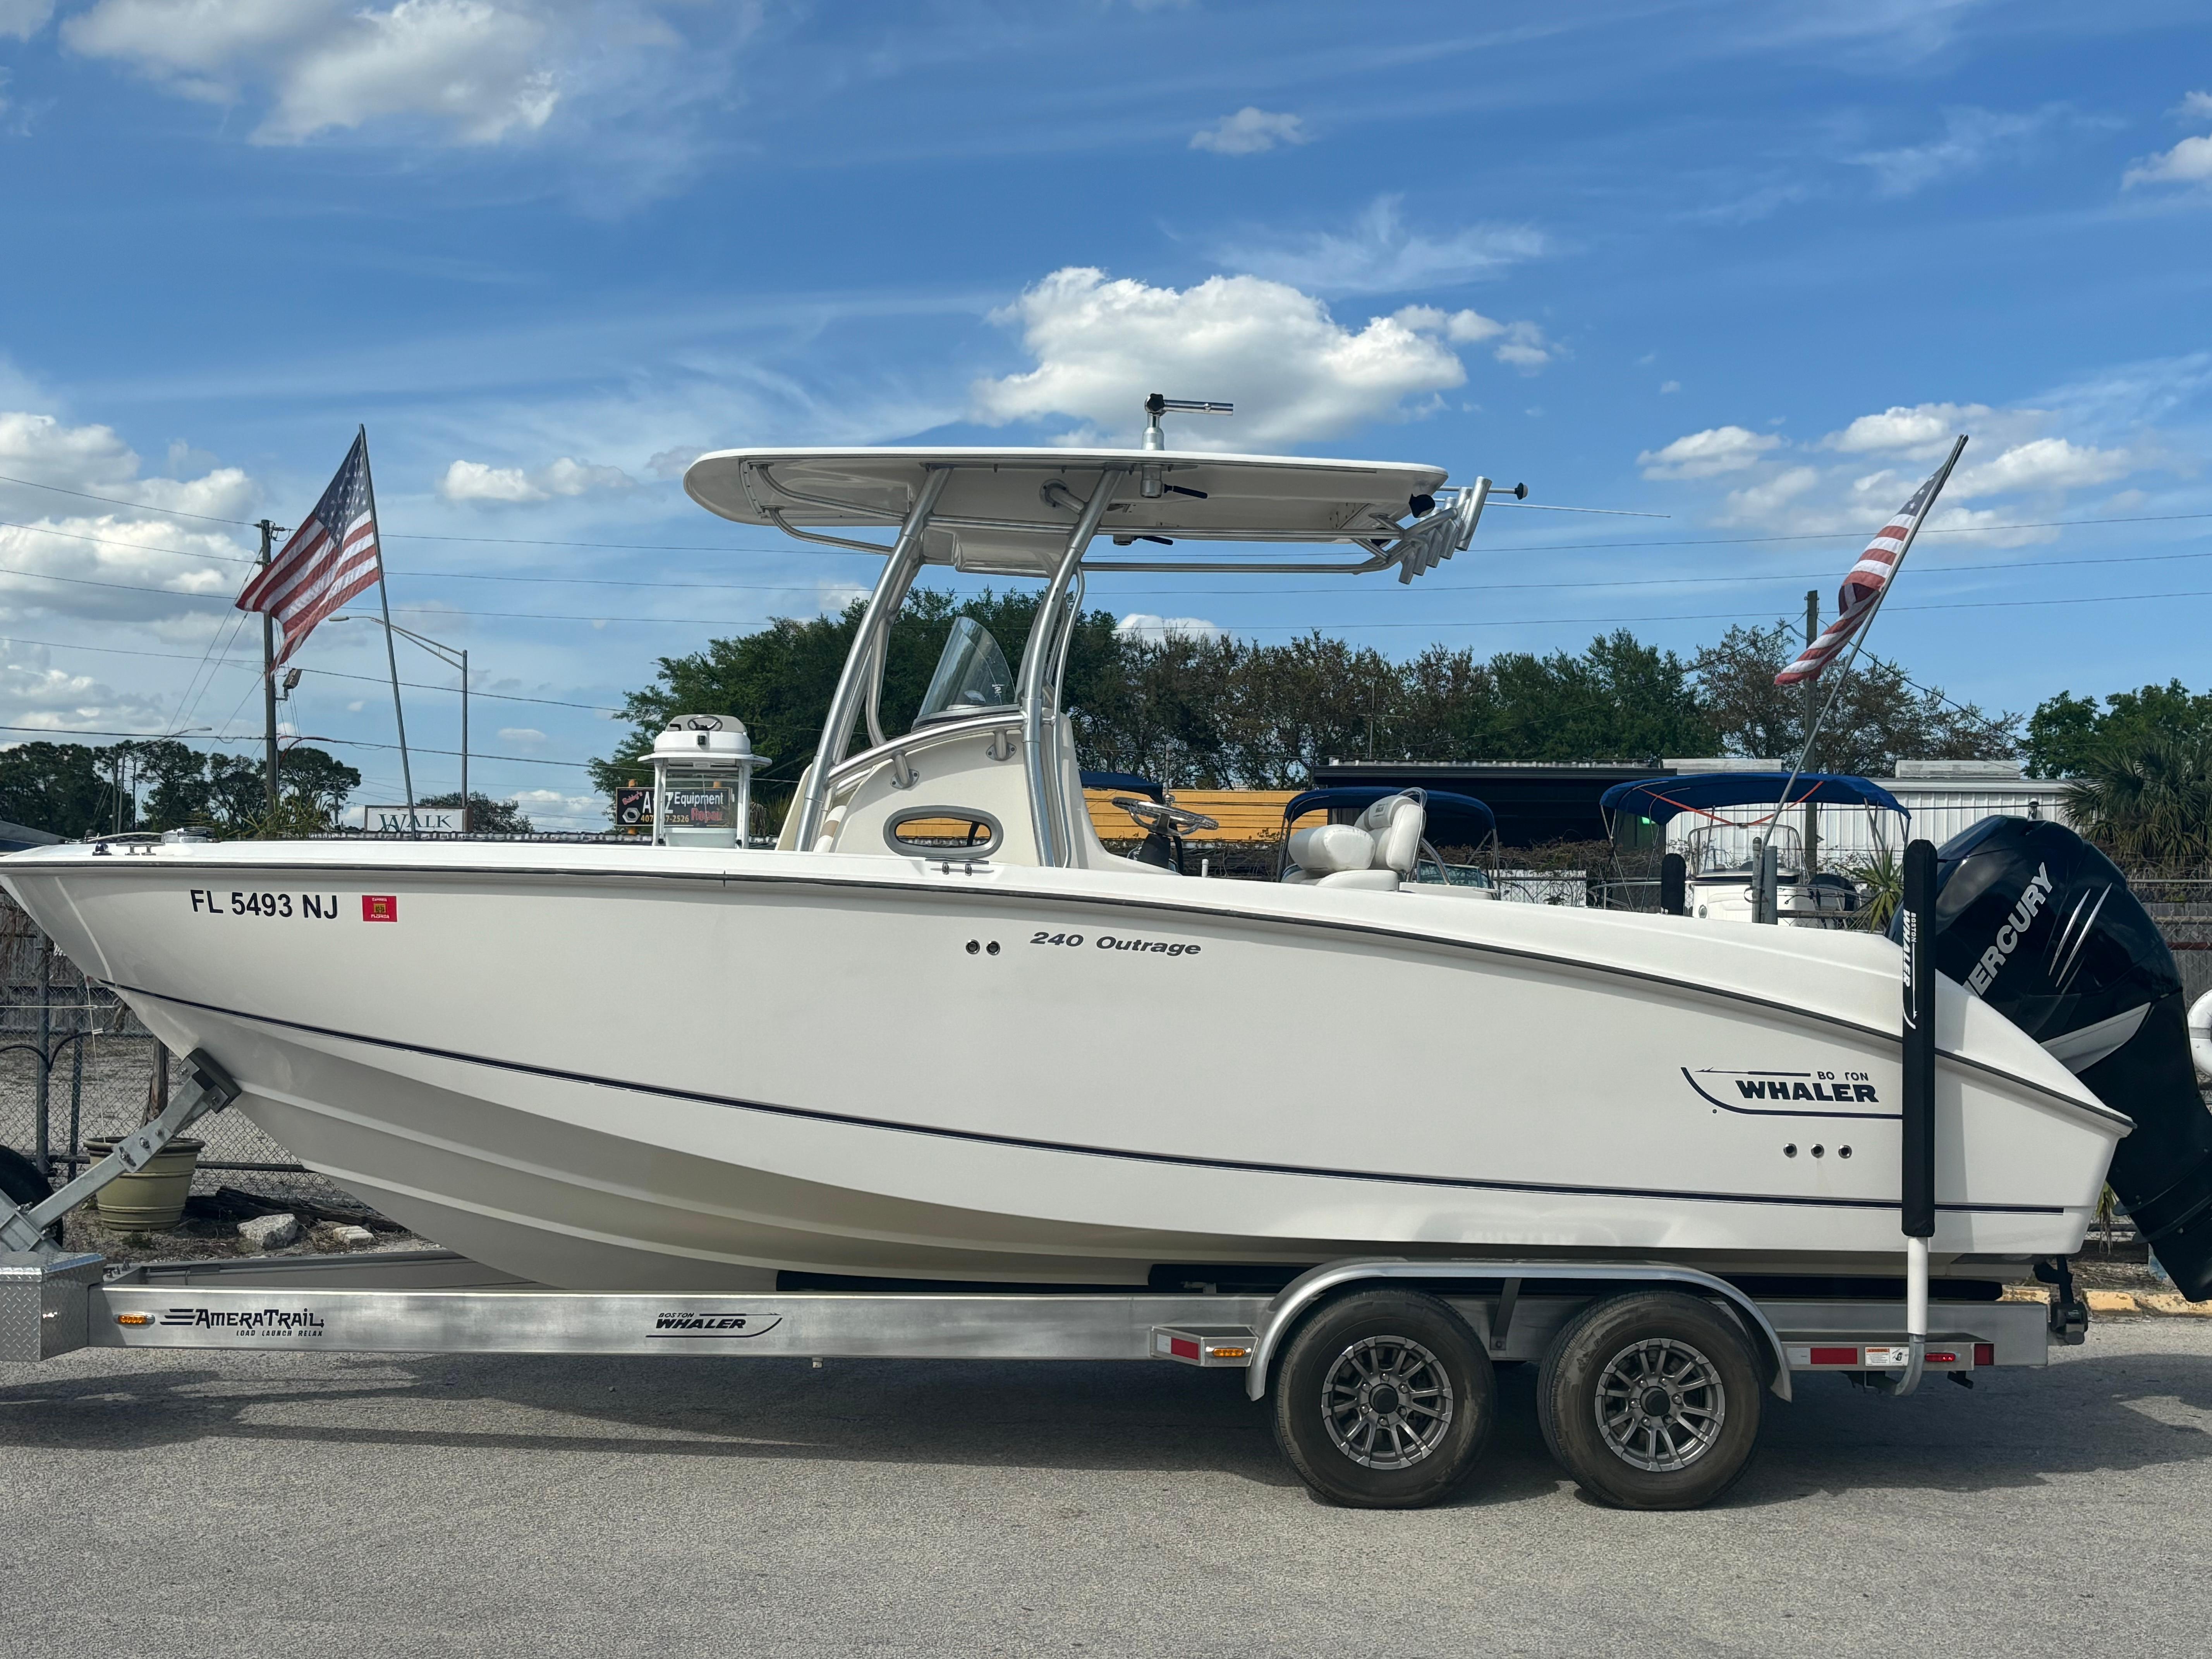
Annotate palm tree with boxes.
[2063,731,2212,869]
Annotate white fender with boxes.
[2190,988,2212,1083]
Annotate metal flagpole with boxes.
[258,518,279,828]
[356,426,415,821]
[1774,434,1968,825]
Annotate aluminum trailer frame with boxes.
[1,1247,2049,1387]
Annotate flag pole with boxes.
[258,517,279,830]
[1775,434,1968,821]
[356,426,416,821]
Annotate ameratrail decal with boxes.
[648,1312,783,1339]
[156,1307,326,1336]
[1965,863,2055,996]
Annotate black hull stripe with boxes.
[38,853,2130,1131]
[122,981,2064,1218]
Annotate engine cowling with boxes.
[1903,817,2212,1299]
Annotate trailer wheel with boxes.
[1271,1289,1494,1508]
[1537,1291,1761,1510]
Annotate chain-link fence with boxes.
[0,891,352,1210]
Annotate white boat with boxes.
[0,423,2178,1297]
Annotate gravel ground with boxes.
[6,1318,2212,1659]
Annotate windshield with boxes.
[915,617,1016,726]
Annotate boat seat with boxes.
[1283,794,1426,889]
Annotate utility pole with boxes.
[459,646,470,833]
[1802,589,1820,876]
[259,519,280,830]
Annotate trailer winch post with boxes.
[0,1048,240,1252]
[1896,838,1939,1396]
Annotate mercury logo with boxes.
[1965,864,2054,996]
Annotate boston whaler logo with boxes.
[1680,1066,1895,1117]
[1965,862,2054,997]
[649,1312,783,1339]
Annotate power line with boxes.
[0,721,592,770]
[0,472,261,526]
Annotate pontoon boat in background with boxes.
[1602,771,1908,927]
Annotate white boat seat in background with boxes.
[1355,793,1425,877]
[1282,793,1428,889]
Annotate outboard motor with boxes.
[1902,817,2212,1298]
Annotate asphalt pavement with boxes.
[7,1321,2212,1658]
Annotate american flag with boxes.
[1774,437,1965,687]
[236,430,385,666]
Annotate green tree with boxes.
[2063,731,2212,867]
[1693,622,2016,774]
[2026,681,2212,778]
[0,742,122,837]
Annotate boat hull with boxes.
[0,843,2124,1290]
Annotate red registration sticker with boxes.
[362,895,398,922]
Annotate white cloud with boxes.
[1213,195,1545,296]
[0,0,52,41]
[57,0,745,167]
[1637,426,1782,479]
[1821,402,2002,459]
[1190,107,1307,156]
[438,454,631,503]
[1949,436,2135,498]
[1717,465,1821,524]
[0,410,256,628]
[972,267,1474,447]
[1114,613,1223,643]
[495,726,546,747]
[1850,106,2067,197]
[1659,380,1681,394]
[2126,135,2212,188]
[438,460,541,503]
[1391,305,1551,371]
[512,785,606,828]
[2124,91,2212,188]
[0,640,167,731]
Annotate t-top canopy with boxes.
[1283,786,1496,845]
[683,447,1465,579]
[1600,771,1908,825]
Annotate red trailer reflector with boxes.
[1169,1336,1199,1361]
[1925,1350,1958,1366]
[1808,1346,1859,1366]
[1973,1342,1995,1368]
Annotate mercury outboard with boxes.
[1906,816,2212,1298]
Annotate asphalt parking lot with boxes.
[7,1321,2212,1659]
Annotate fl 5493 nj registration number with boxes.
[187,889,343,921]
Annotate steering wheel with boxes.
[1111,796,1219,834]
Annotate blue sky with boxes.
[0,0,2205,823]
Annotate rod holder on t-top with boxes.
[1142,393,1234,453]
[1892,837,1939,1396]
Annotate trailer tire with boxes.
[1272,1289,1494,1508]
[1537,1291,1760,1510]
